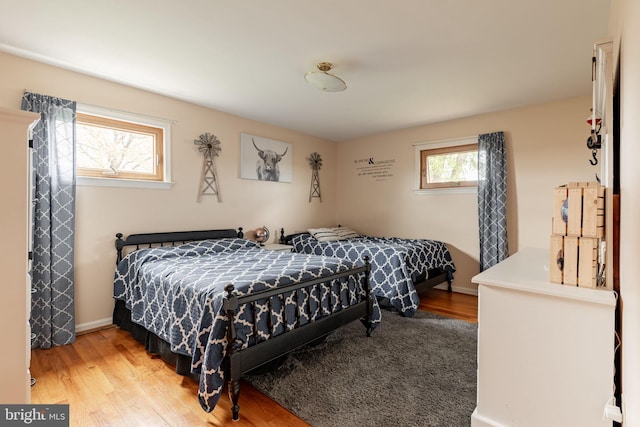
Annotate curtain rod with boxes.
[23,90,178,125]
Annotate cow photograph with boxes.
[240,133,292,182]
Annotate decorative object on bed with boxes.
[245,310,477,427]
[288,231,456,317]
[240,133,292,182]
[194,132,222,202]
[308,152,322,202]
[112,229,379,420]
[254,225,270,244]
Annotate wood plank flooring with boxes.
[30,289,477,426]
[419,287,478,323]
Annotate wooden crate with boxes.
[552,187,568,235]
[550,182,604,287]
[563,236,579,286]
[578,237,599,288]
[549,235,564,283]
[550,235,601,287]
[581,185,605,238]
[567,186,583,236]
[554,182,605,238]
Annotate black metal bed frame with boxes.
[414,269,452,293]
[114,228,373,421]
[115,227,244,263]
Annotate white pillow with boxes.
[308,227,359,242]
[333,227,360,239]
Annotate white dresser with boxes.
[471,248,616,427]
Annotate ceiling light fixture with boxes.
[304,62,347,92]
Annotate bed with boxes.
[285,227,456,317]
[112,228,379,420]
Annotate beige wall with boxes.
[0,52,339,330]
[337,97,596,294]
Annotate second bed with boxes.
[286,227,456,317]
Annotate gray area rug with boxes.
[244,311,477,427]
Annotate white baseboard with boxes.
[76,317,113,334]
[471,408,502,426]
[451,285,478,296]
[433,282,479,296]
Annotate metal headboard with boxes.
[115,227,244,264]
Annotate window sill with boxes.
[413,187,477,195]
[77,176,174,190]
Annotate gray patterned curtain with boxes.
[478,131,508,271]
[21,92,76,348]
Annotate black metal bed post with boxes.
[222,284,241,421]
[115,233,125,265]
[363,256,373,337]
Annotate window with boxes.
[414,137,478,192]
[76,105,172,189]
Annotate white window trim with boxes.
[76,103,174,190]
[413,135,478,194]
[77,176,174,189]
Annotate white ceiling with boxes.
[0,0,611,142]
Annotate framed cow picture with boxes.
[240,133,293,183]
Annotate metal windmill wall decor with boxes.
[194,133,222,202]
[308,152,322,202]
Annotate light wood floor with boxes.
[419,287,478,324]
[30,289,477,426]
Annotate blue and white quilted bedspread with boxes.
[113,238,380,412]
[290,234,456,317]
